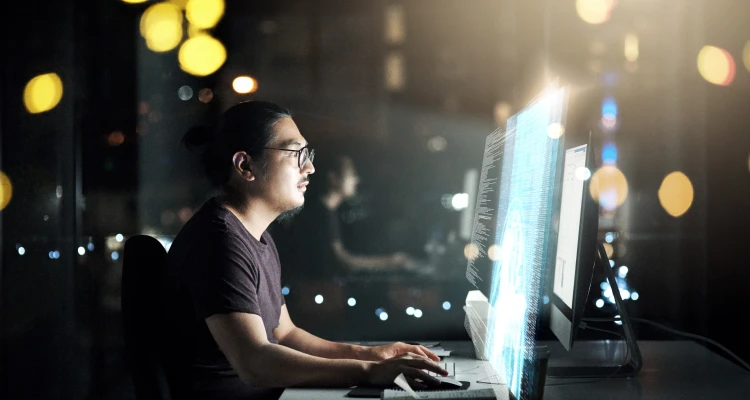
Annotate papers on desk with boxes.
[381,388,497,399]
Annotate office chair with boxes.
[122,235,172,400]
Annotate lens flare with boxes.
[590,166,628,210]
[23,73,64,114]
[179,34,227,76]
[658,171,694,217]
[697,45,736,86]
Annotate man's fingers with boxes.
[402,358,445,375]
[419,345,441,362]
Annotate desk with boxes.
[280,340,750,399]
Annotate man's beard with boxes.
[276,204,304,223]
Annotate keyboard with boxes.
[427,362,455,377]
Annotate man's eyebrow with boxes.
[274,139,307,148]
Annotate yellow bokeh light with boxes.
[188,23,205,38]
[186,0,225,29]
[743,41,750,73]
[23,73,63,114]
[464,243,479,261]
[140,3,183,52]
[168,0,189,9]
[179,34,227,77]
[697,45,736,86]
[0,171,12,211]
[547,122,565,139]
[576,0,615,25]
[121,0,148,3]
[658,171,694,217]
[233,76,257,94]
[589,165,628,211]
[624,34,639,62]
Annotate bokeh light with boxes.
[487,244,500,261]
[463,243,479,261]
[590,166,629,211]
[658,171,694,217]
[108,131,125,147]
[743,41,750,73]
[576,0,615,25]
[179,34,227,76]
[575,167,591,181]
[697,45,736,86]
[178,85,194,100]
[168,0,189,9]
[547,122,565,139]
[0,171,13,211]
[624,34,639,62]
[602,142,618,164]
[23,73,64,114]
[140,3,183,53]
[198,88,214,103]
[427,136,447,153]
[186,0,225,29]
[122,0,148,3]
[232,76,258,94]
[385,52,405,91]
[603,242,614,258]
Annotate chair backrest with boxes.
[122,235,172,400]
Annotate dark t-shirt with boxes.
[287,196,343,279]
[163,197,285,400]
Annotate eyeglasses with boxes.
[263,145,315,169]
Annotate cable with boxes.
[545,322,629,386]
[583,317,750,372]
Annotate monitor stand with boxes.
[546,243,643,378]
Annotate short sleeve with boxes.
[183,230,262,321]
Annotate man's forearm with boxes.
[245,342,370,388]
[279,326,373,360]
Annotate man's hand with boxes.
[365,352,447,390]
[363,342,441,362]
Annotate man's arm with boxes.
[274,304,374,360]
[332,241,406,271]
[206,311,447,388]
[274,305,440,362]
[207,312,368,387]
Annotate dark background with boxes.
[2,0,749,398]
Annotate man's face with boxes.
[254,118,315,214]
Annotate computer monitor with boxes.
[549,141,598,351]
[466,84,569,399]
[546,134,643,378]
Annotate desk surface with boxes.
[280,340,750,400]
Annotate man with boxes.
[287,152,414,280]
[164,101,447,400]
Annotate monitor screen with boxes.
[468,85,569,399]
[552,144,588,308]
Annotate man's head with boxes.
[183,101,315,217]
[313,152,360,200]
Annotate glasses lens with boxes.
[299,148,308,169]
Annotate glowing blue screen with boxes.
[484,86,568,399]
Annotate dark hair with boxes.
[183,101,291,187]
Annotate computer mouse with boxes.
[435,376,463,388]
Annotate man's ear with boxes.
[232,152,256,182]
